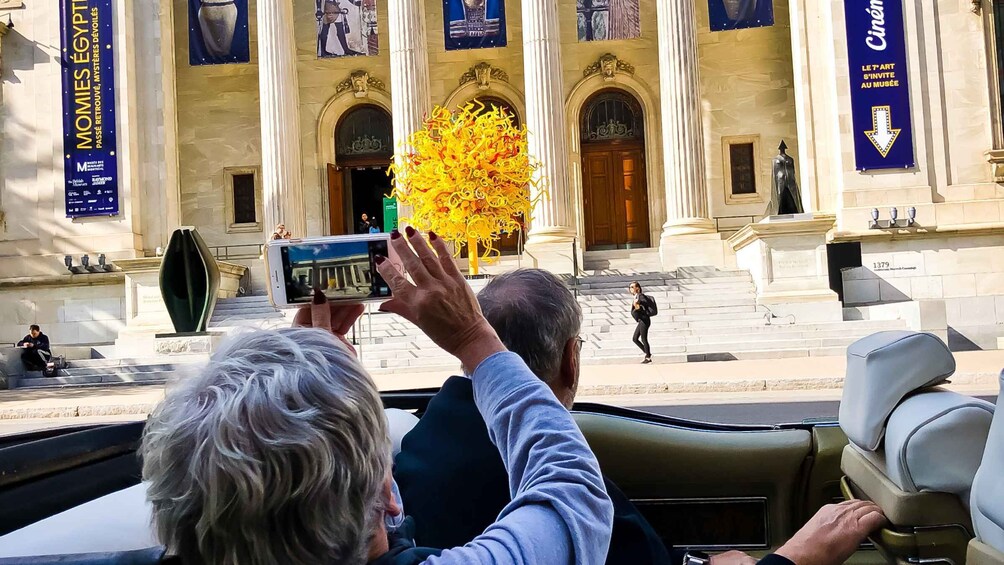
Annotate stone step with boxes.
[16,371,176,389]
[58,363,182,377]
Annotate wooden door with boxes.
[582,146,650,250]
[327,164,347,235]
[583,151,618,249]
[618,148,650,247]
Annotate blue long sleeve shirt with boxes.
[418,351,615,565]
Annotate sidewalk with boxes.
[0,352,1001,420]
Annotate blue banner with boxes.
[844,0,915,171]
[444,0,507,51]
[709,0,774,32]
[60,0,119,218]
[189,0,250,65]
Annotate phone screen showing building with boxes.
[280,240,391,303]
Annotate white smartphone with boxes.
[265,233,402,307]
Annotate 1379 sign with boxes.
[59,0,120,218]
[844,0,915,171]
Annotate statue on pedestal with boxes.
[767,140,805,216]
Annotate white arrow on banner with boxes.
[865,105,902,158]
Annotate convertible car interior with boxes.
[0,331,999,565]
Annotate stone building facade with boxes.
[0,0,1002,349]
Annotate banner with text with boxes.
[189,0,250,65]
[709,0,774,32]
[844,0,915,170]
[444,0,507,51]
[60,0,119,218]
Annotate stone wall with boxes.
[0,278,126,345]
[841,233,1004,349]
[792,0,1004,230]
[173,0,799,249]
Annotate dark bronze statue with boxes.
[767,140,805,216]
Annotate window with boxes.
[722,135,763,204]
[224,167,262,233]
[730,144,756,195]
[336,105,393,161]
[581,90,643,144]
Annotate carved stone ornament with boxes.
[459,62,509,90]
[0,1,24,9]
[0,20,8,76]
[972,0,982,14]
[583,53,635,81]
[336,70,386,98]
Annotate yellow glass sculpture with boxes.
[390,102,542,275]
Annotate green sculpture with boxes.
[159,227,220,334]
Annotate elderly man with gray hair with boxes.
[141,229,614,565]
[395,269,887,565]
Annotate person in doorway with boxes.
[629,281,654,364]
[17,325,52,372]
[358,213,373,234]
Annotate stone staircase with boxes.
[12,355,205,389]
[9,267,909,388]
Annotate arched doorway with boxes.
[580,90,650,250]
[464,96,525,257]
[329,105,394,235]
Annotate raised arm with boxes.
[376,228,613,565]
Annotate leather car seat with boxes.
[838,331,995,565]
[968,371,1004,565]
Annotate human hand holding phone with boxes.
[375,228,505,372]
[292,289,364,355]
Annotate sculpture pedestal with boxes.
[727,214,841,322]
[113,258,246,356]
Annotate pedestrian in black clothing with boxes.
[629,281,653,364]
[17,324,51,371]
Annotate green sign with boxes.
[383,197,399,232]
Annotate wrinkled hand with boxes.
[292,289,365,355]
[775,501,886,565]
[712,551,758,565]
[375,228,505,372]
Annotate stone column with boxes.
[657,0,715,237]
[522,0,576,248]
[387,0,431,231]
[257,0,306,239]
[388,0,431,156]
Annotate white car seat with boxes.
[0,408,422,558]
[838,331,995,565]
[968,371,1004,565]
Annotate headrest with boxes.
[971,371,1004,552]
[839,331,955,451]
[386,408,420,457]
[882,390,993,502]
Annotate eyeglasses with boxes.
[575,336,585,350]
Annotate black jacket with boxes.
[632,293,655,323]
[17,333,50,352]
[394,376,678,565]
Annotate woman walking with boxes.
[629,281,655,364]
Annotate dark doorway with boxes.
[350,167,393,233]
[330,105,394,235]
[826,242,863,302]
